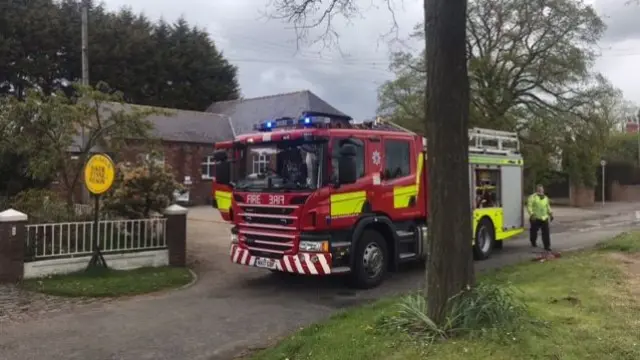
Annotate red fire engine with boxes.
[212,112,524,288]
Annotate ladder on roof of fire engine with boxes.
[469,127,520,155]
[373,118,520,156]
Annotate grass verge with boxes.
[21,266,193,297]
[250,232,640,360]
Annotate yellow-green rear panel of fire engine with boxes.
[470,154,525,244]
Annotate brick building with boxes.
[62,90,347,206]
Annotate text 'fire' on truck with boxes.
[211,112,524,289]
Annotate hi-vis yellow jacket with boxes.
[527,194,552,221]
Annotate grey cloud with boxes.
[596,0,640,43]
[102,0,423,120]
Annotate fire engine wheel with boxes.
[473,218,495,261]
[349,229,388,289]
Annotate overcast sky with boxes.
[100,0,640,120]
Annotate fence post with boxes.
[164,204,188,267]
[0,209,28,283]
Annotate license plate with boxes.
[255,257,278,270]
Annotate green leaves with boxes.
[103,157,184,219]
[0,83,160,203]
[379,0,620,186]
[1,0,240,110]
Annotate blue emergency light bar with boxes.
[253,111,353,132]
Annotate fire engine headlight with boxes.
[299,241,329,253]
[230,234,238,244]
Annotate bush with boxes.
[377,282,534,344]
[10,188,79,223]
[103,157,183,219]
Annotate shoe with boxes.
[544,248,552,252]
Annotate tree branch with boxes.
[264,0,401,51]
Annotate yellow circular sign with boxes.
[84,153,116,195]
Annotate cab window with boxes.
[331,138,365,181]
[384,139,411,180]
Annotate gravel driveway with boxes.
[0,205,638,360]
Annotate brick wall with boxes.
[53,140,216,206]
[611,181,640,202]
[569,184,595,207]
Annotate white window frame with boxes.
[252,153,270,174]
[144,153,165,167]
[201,155,216,179]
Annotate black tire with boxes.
[349,229,388,289]
[473,218,495,260]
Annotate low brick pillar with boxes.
[164,204,188,267]
[0,209,28,283]
[569,184,595,207]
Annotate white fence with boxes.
[25,218,167,261]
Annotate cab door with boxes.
[327,136,368,230]
[377,136,420,221]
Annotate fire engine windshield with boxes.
[234,140,323,191]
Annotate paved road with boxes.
[1,205,639,360]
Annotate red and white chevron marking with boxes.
[230,245,332,275]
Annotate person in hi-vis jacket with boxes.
[527,184,554,251]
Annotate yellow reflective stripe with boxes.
[393,185,417,208]
[469,156,523,166]
[215,191,232,212]
[393,153,424,209]
[330,191,366,217]
[416,153,424,187]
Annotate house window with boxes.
[144,153,165,167]
[383,140,411,180]
[201,155,216,179]
[252,153,270,174]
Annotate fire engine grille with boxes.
[241,206,295,216]
[244,233,293,259]
[240,213,295,227]
[238,204,299,258]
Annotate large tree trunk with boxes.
[424,0,476,324]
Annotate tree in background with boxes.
[103,154,184,219]
[3,83,157,205]
[0,0,65,99]
[0,0,240,110]
[377,52,426,134]
[378,0,617,190]
[0,97,55,197]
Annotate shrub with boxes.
[377,282,534,344]
[10,188,78,223]
[103,157,183,219]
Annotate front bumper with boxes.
[230,244,333,275]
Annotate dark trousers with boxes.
[530,219,551,250]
